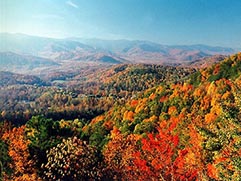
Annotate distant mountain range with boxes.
[0,51,59,73]
[68,37,236,64]
[0,33,237,73]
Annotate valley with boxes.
[2,0,241,180]
[0,33,241,181]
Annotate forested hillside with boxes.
[1,53,241,180]
[0,64,195,124]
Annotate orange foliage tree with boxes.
[2,126,40,181]
[103,130,141,180]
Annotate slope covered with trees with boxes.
[0,53,241,180]
[0,64,195,124]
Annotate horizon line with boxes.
[0,31,240,50]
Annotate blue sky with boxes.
[1,0,241,48]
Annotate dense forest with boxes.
[1,53,241,180]
[0,64,195,124]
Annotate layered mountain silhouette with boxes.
[0,33,236,73]
[0,51,59,73]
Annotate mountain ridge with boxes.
[0,51,59,73]
[1,33,236,66]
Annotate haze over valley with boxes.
[0,32,236,75]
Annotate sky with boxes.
[1,0,241,48]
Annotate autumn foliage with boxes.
[2,126,40,180]
[1,53,241,180]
